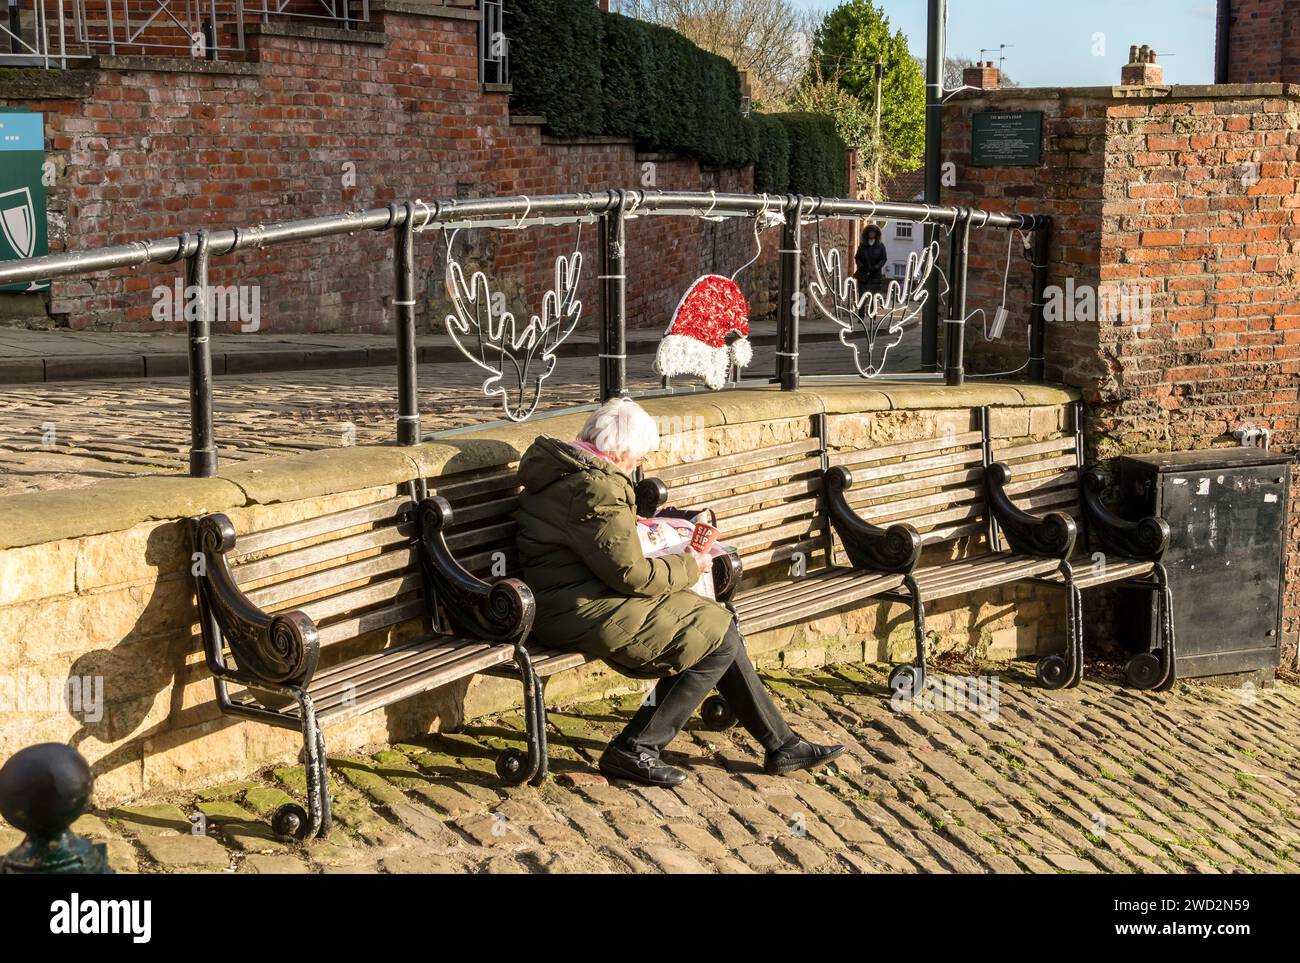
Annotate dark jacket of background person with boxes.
[514,437,733,678]
[853,224,888,290]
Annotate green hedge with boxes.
[753,113,848,197]
[510,1,845,192]
[748,114,790,194]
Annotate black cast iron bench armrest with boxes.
[985,463,1078,559]
[192,514,321,688]
[1080,469,1170,560]
[419,496,536,643]
[824,466,923,573]
[634,476,744,605]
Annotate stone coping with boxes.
[0,382,1077,550]
[370,0,480,20]
[949,82,1300,103]
[239,22,390,46]
[0,67,97,100]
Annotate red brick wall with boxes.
[1218,0,1300,84]
[942,85,1300,671]
[0,10,768,336]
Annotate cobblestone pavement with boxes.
[0,338,925,497]
[23,662,1298,875]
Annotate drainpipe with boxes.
[1215,0,1231,84]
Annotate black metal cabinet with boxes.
[1119,448,1292,679]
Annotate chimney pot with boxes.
[962,61,1000,90]
[1121,43,1164,85]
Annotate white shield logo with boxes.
[0,186,37,260]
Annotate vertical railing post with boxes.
[1027,215,1052,382]
[921,0,947,374]
[776,194,803,391]
[8,0,20,55]
[186,230,217,477]
[598,190,627,401]
[393,201,421,445]
[944,209,971,386]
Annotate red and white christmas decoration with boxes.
[653,274,752,390]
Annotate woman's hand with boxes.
[689,548,712,575]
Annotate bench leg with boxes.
[1155,568,1177,692]
[270,690,332,841]
[528,675,551,787]
[888,574,928,697]
[1125,564,1177,692]
[495,646,547,787]
[313,724,333,837]
[1037,561,1082,690]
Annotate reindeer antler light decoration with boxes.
[808,239,939,378]
[444,249,582,422]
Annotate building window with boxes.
[895,222,913,239]
[892,262,907,277]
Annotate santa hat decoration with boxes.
[653,274,752,390]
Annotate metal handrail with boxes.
[0,189,1053,476]
[0,0,369,65]
[0,192,1043,282]
[479,0,506,85]
[244,0,367,28]
[1,0,78,67]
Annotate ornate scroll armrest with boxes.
[192,515,320,687]
[824,467,922,573]
[418,496,535,644]
[1081,469,1170,560]
[984,463,1077,559]
[711,549,743,605]
[635,477,668,517]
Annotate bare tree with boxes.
[615,0,816,106]
[915,55,1021,90]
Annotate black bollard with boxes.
[0,743,113,874]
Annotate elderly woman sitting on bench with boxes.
[514,396,843,787]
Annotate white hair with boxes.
[577,397,660,461]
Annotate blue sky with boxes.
[795,0,1218,87]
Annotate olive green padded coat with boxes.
[514,437,733,678]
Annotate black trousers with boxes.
[616,621,794,755]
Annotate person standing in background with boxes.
[853,223,888,296]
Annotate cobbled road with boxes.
[36,662,1300,875]
[0,339,922,497]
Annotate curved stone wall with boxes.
[0,382,1076,802]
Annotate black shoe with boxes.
[598,743,688,787]
[764,735,846,776]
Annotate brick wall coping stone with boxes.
[541,135,639,147]
[949,82,1300,103]
[0,68,96,100]
[239,22,390,46]
[0,382,1077,551]
[94,55,262,77]
[370,0,481,20]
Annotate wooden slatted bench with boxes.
[425,459,749,771]
[635,429,913,726]
[825,404,1174,693]
[991,405,1175,690]
[191,483,539,840]
[822,410,1077,695]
